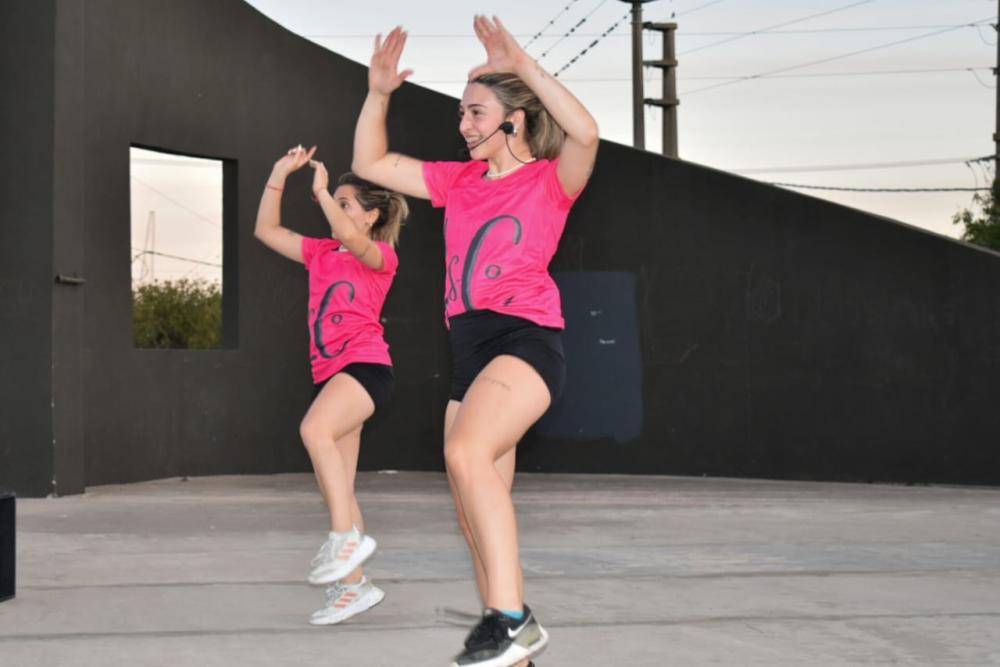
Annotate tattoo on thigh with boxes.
[478,375,511,391]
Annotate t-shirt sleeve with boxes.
[301,237,340,270]
[422,161,467,209]
[543,158,585,211]
[374,241,399,274]
[301,236,320,269]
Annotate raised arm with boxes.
[352,27,429,200]
[470,15,599,197]
[253,145,316,263]
[309,158,386,271]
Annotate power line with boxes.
[732,156,992,175]
[679,0,874,56]
[538,0,611,60]
[969,68,997,89]
[710,23,994,36]
[181,251,223,280]
[767,182,989,193]
[130,175,221,228]
[524,0,583,49]
[671,0,730,18]
[416,66,991,85]
[131,249,222,268]
[975,21,998,46]
[683,17,995,96]
[553,9,631,77]
[740,66,993,80]
[302,23,992,40]
[965,159,986,190]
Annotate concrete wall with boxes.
[525,147,1000,484]
[2,0,999,496]
[69,0,458,489]
[1,2,59,496]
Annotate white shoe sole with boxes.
[307,535,376,585]
[450,625,549,667]
[309,586,385,626]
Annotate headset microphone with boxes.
[467,121,516,151]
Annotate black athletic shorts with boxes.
[313,362,394,421]
[448,310,566,403]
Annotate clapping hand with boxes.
[369,26,414,95]
[468,15,528,80]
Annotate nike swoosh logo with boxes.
[506,618,529,639]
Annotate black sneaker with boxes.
[450,606,549,667]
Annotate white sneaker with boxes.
[307,526,376,585]
[309,577,385,626]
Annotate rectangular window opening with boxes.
[129,146,236,349]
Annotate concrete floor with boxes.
[2,471,999,666]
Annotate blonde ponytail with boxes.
[336,172,408,247]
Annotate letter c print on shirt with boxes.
[314,280,355,359]
[460,215,522,310]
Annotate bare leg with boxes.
[445,402,519,606]
[334,425,366,584]
[444,355,551,612]
[309,434,363,532]
[299,373,374,542]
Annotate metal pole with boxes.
[630,1,645,150]
[661,25,678,157]
[641,21,678,158]
[620,1,659,150]
[995,1,999,176]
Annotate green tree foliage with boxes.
[953,179,1000,252]
[133,279,222,349]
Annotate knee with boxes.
[444,437,483,484]
[299,417,331,452]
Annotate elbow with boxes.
[253,225,272,244]
[351,156,372,179]
[577,120,600,149]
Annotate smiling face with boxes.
[332,184,379,238]
[459,82,519,161]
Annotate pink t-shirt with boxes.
[422,158,582,328]
[301,237,398,384]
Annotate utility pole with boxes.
[619,0,658,150]
[995,0,999,177]
[141,211,156,283]
[643,22,678,157]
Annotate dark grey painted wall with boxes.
[3,0,1000,496]
[1,2,58,497]
[522,146,1000,484]
[70,0,456,489]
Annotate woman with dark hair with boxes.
[352,15,599,667]
[254,145,408,625]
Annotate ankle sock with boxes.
[499,608,525,621]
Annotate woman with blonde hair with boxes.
[254,145,408,625]
[352,15,599,666]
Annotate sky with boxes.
[130,148,223,285]
[132,0,997,284]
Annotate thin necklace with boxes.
[484,158,536,180]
